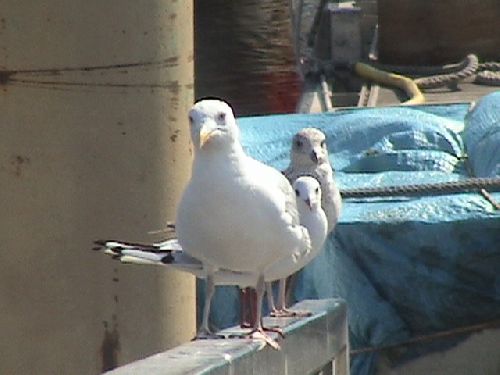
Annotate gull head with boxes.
[188,99,240,151]
[293,176,322,211]
[291,128,329,167]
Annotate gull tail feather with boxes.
[93,238,181,253]
[93,239,204,273]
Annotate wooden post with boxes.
[195,0,300,115]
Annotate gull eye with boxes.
[295,189,299,196]
[216,112,226,122]
[295,139,303,148]
[320,140,326,148]
[315,187,320,193]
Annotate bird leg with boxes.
[240,287,283,337]
[244,275,281,349]
[270,278,312,318]
[267,280,308,319]
[239,287,256,328]
[239,287,248,327]
[266,282,277,312]
[196,274,220,339]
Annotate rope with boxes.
[480,189,500,210]
[476,62,500,86]
[374,54,476,77]
[373,54,500,88]
[414,54,479,89]
[479,62,500,71]
[475,70,500,86]
[340,177,500,198]
[351,318,500,356]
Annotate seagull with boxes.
[96,99,314,349]
[94,176,328,337]
[263,175,328,317]
[285,128,342,233]
[291,177,329,258]
[266,128,342,317]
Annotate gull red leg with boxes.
[244,275,281,349]
[239,287,254,328]
[270,278,312,318]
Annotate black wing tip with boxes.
[92,239,125,254]
[160,253,175,264]
[92,239,108,251]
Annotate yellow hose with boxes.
[354,62,426,105]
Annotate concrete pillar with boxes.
[0,1,195,374]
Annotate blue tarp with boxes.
[200,92,500,375]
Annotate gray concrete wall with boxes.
[105,299,350,375]
[0,1,196,374]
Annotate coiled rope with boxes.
[476,64,500,86]
[414,54,479,89]
[355,54,500,106]
[373,54,500,88]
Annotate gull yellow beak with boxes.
[199,123,223,148]
[199,128,213,148]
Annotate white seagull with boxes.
[95,176,328,338]
[177,99,314,347]
[266,127,342,316]
[96,99,317,348]
[285,128,342,233]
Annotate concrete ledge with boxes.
[106,299,349,375]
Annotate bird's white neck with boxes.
[193,142,246,174]
[299,205,328,253]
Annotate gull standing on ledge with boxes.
[94,102,330,347]
[262,176,328,317]
[95,175,329,340]
[266,127,342,317]
[176,99,313,348]
[285,128,342,233]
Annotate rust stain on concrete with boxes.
[101,316,120,372]
[165,81,180,95]
[165,56,179,66]
[9,155,30,177]
[170,129,180,142]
